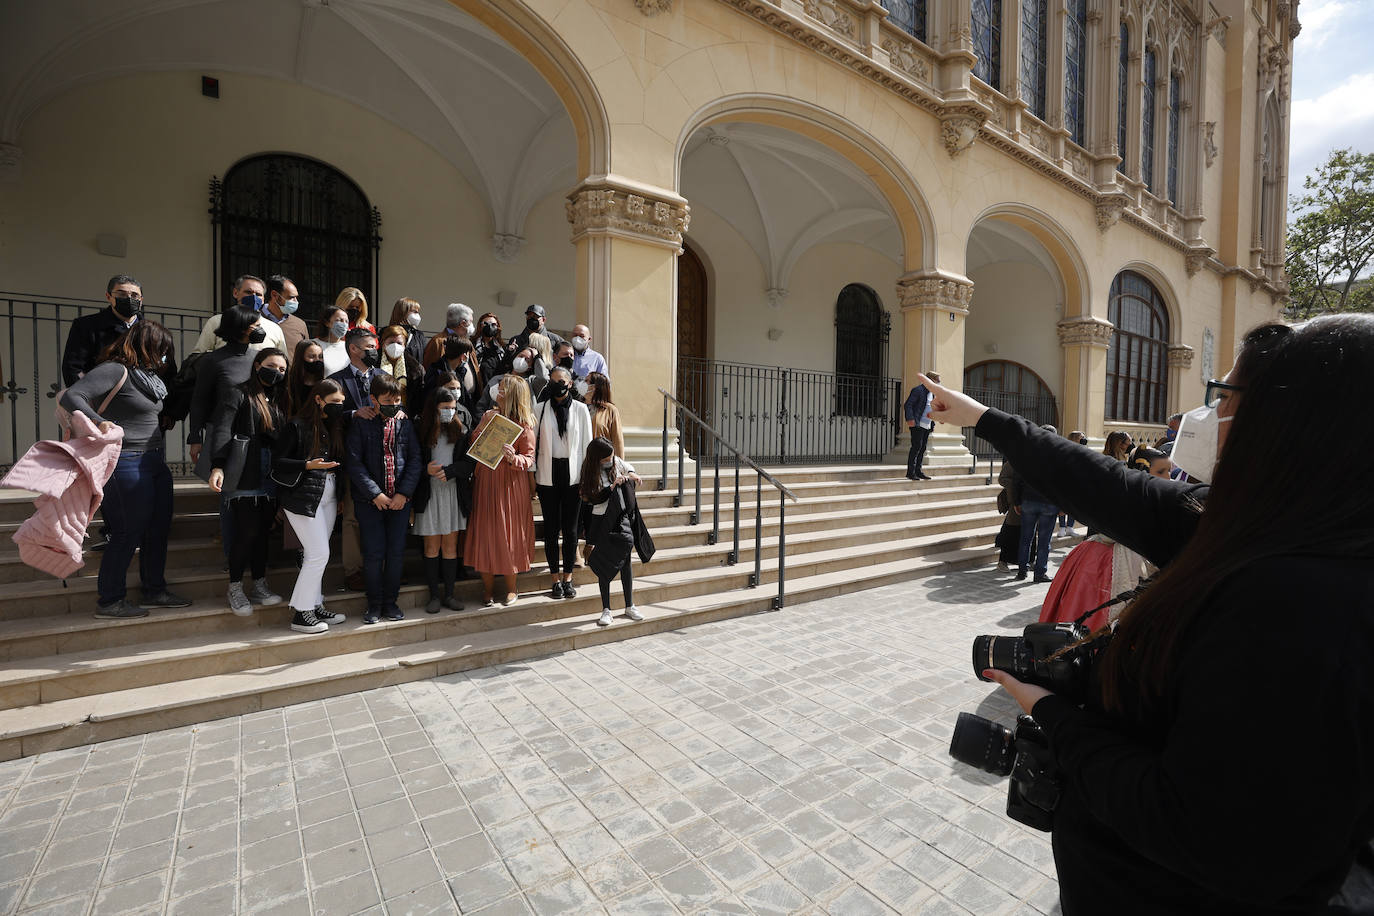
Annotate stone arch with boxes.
[966,204,1092,320]
[675,95,935,272]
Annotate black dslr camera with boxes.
[971,621,1094,697]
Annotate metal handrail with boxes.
[658,387,798,611]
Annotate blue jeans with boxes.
[99,449,173,606]
[1018,500,1057,576]
[356,498,409,610]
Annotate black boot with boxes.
[441,558,463,610]
[424,556,442,613]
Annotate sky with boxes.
[1287,0,1374,199]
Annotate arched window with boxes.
[1117,23,1129,175]
[1065,0,1088,145]
[1259,98,1282,257]
[211,154,380,324]
[1020,0,1048,118]
[964,361,1058,428]
[834,284,891,417]
[1107,270,1170,423]
[884,0,927,42]
[972,0,1003,90]
[1167,68,1182,204]
[1142,47,1158,193]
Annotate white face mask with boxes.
[572,336,588,352]
[406,312,422,328]
[1171,402,1233,483]
[384,342,405,360]
[512,357,529,375]
[575,379,590,398]
[438,407,456,423]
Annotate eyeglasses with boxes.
[1204,378,1244,408]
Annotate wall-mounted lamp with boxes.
[985,341,999,354]
[766,328,783,341]
[496,290,517,309]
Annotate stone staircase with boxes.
[0,464,1005,759]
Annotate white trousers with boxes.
[284,475,338,612]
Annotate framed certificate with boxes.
[469,412,524,470]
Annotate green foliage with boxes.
[1285,148,1374,319]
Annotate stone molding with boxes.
[881,35,930,82]
[803,0,855,37]
[1185,245,1215,276]
[491,234,524,263]
[1167,343,1195,369]
[1056,316,1115,349]
[1095,194,1129,232]
[565,180,690,250]
[633,0,673,15]
[940,105,987,158]
[896,272,974,314]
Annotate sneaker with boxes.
[227,582,253,616]
[1034,574,1054,584]
[1064,527,1078,537]
[94,599,149,620]
[996,560,1009,571]
[141,589,191,609]
[426,596,443,614]
[383,607,404,621]
[596,609,613,627]
[442,596,465,612]
[563,582,577,599]
[482,597,497,608]
[549,581,566,600]
[624,606,644,622]
[501,593,518,607]
[1013,570,1027,582]
[315,606,346,625]
[290,608,328,634]
[363,609,380,625]
[246,579,282,607]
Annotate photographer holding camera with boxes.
[930,314,1374,915]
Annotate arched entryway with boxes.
[676,241,711,428]
[964,360,1059,456]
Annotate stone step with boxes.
[0,537,1002,760]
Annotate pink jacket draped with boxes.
[1,412,123,579]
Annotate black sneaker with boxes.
[549,582,566,599]
[363,610,380,625]
[141,589,191,609]
[315,606,346,625]
[290,608,328,634]
[1033,574,1054,584]
[425,596,443,614]
[1013,570,1028,581]
[382,607,404,621]
[94,599,149,619]
[563,582,577,599]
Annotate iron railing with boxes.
[0,293,208,474]
[677,356,900,464]
[658,387,799,610]
[960,387,1058,460]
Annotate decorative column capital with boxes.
[1057,316,1115,349]
[1185,245,1215,276]
[566,178,690,251]
[1167,343,1195,369]
[491,234,525,263]
[939,104,988,158]
[896,271,974,314]
[766,287,788,309]
[0,142,20,182]
[1095,193,1129,232]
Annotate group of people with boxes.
[57,274,648,633]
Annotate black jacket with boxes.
[328,365,375,415]
[271,418,342,517]
[210,386,284,493]
[583,482,654,579]
[188,342,253,447]
[976,408,1374,915]
[411,429,475,517]
[345,414,421,504]
[61,307,133,387]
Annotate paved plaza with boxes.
[0,556,1069,916]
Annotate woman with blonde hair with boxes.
[335,287,374,333]
[467,374,536,607]
[583,372,624,458]
[1103,431,1133,462]
[527,331,554,372]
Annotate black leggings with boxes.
[598,562,634,609]
[229,496,275,581]
[537,460,581,574]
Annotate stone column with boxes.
[1056,315,1114,439]
[894,270,975,466]
[1166,343,1194,415]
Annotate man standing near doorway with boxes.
[262,275,309,359]
[903,371,940,480]
[61,275,144,386]
[570,323,608,379]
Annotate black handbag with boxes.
[270,465,303,489]
[220,434,250,492]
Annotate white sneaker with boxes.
[1065,527,1078,537]
[596,609,613,627]
[227,582,253,617]
[246,579,282,606]
[624,606,644,622]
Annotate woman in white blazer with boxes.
[534,367,593,599]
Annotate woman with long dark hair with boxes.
[273,378,349,634]
[925,315,1374,915]
[208,347,288,615]
[286,339,327,417]
[60,320,188,617]
[314,306,351,376]
[579,436,646,627]
[583,372,624,457]
[412,386,474,612]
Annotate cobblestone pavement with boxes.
[0,554,1071,915]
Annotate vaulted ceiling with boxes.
[0,0,578,248]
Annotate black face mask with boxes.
[558,356,574,370]
[112,295,142,319]
[323,402,349,421]
[361,348,381,369]
[257,367,284,387]
[548,382,570,400]
[525,317,541,333]
[378,404,402,419]
[480,323,498,339]
[346,308,361,325]
[247,326,267,345]
[303,360,325,379]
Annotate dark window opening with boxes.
[834,283,891,417]
[1106,270,1170,423]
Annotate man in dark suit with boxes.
[62,275,144,386]
[902,370,940,480]
[327,326,380,591]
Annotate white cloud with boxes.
[1289,72,1374,181]
[1299,0,1351,46]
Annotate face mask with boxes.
[324,402,348,421]
[438,407,457,424]
[161,353,169,365]
[558,357,574,370]
[248,326,267,345]
[575,380,590,399]
[384,342,405,360]
[378,404,401,419]
[303,360,324,379]
[548,382,570,399]
[525,317,541,333]
[481,323,497,339]
[280,298,299,315]
[113,295,142,319]
[361,348,381,369]
[1171,402,1232,483]
[257,367,284,387]
[406,312,422,328]
[511,357,529,375]
[601,459,614,469]
[239,293,264,311]
[330,320,348,339]
[346,308,361,325]
[572,336,588,352]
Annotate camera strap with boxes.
[1072,574,1157,628]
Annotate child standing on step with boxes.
[579,437,651,627]
[345,373,421,624]
[412,387,473,613]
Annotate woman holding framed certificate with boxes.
[467,375,537,606]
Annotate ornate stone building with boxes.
[0,0,1296,465]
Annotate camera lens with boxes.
[971,635,1025,681]
[948,712,1016,776]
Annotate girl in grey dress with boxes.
[412,387,474,612]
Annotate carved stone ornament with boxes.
[1167,343,1195,369]
[1095,196,1127,233]
[491,234,524,263]
[0,142,20,182]
[633,0,672,15]
[881,36,930,82]
[766,287,788,308]
[1056,316,1115,349]
[803,0,855,38]
[896,274,975,314]
[566,183,691,250]
[940,106,987,158]
[1203,121,1218,168]
[1290,16,1301,37]
[1204,15,1231,45]
[1185,247,1214,276]
[1069,149,1090,179]
[1266,46,1285,76]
